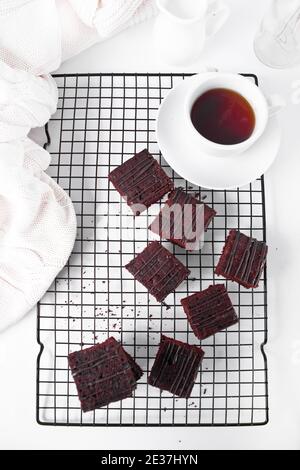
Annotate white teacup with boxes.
[185,73,279,158]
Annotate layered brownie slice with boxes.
[149,188,216,250]
[215,230,268,289]
[148,335,204,398]
[68,337,142,412]
[181,284,238,340]
[125,241,190,302]
[108,149,174,215]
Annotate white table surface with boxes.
[1,0,300,450]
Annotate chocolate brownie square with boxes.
[125,241,190,302]
[148,335,204,398]
[109,149,174,215]
[181,284,238,340]
[149,188,216,250]
[215,230,268,289]
[68,337,142,412]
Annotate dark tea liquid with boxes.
[191,88,256,145]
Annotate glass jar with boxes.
[254,0,300,68]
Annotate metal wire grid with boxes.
[37,73,268,426]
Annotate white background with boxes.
[1,0,300,450]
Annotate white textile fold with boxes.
[0,0,157,331]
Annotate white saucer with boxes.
[156,74,281,190]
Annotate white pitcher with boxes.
[153,0,230,66]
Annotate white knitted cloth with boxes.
[0,0,157,73]
[73,0,156,37]
[0,0,157,331]
[0,138,77,330]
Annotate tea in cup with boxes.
[185,73,276,157]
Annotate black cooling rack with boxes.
[37,73,269,426]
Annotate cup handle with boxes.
[267,95,285,117]
[205,0,230,38]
